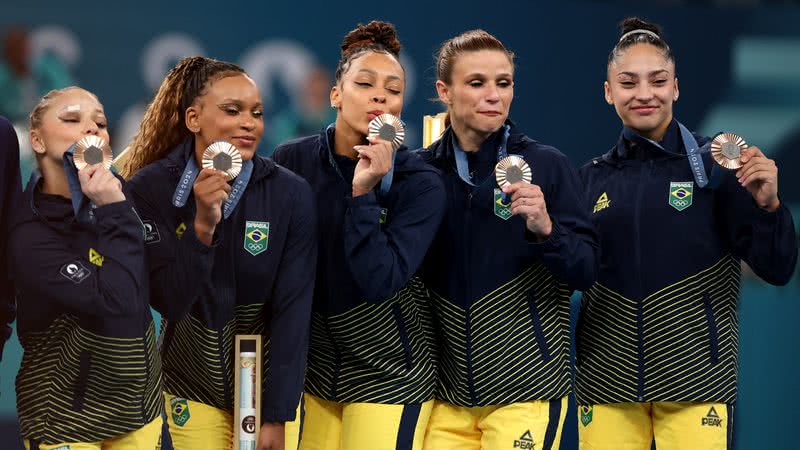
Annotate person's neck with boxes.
[333,117,365,160]
[635,116,673,142]
[193,139,206,168]
[39,159,71,198]
[451,120,491,153]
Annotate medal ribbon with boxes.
[622,121,724,189]
[172,156,254,219]
[453,124,510,187]
[62,143,95,223]
[454,124,515,203]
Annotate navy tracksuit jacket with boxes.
[273,126,446,404]
[577,119,798,405]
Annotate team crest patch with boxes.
[244,221,269,256]
[580,405,594,427]
[669,182,694,211]
[170,397,191,427]
[513,430,534,449]
[88,248,104,267]
[379,208,388,224]
[493,188,512,220]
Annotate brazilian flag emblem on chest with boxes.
[244,221,269,256]
[493,188,513,220]
[669,181,694,211]
[170,397,191,427]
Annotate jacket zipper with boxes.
[464,181,477,405]
[220,217,234,409]
[634,160,652,402]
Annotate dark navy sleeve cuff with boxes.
[184,221,222,251]
[261,406,297,424]
[93,199,136,219]
[346,191,382,222]
[525,217,563,253]
[346,191,380,207]
[752,199,786,228]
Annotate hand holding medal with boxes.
[72,136,123,207]
[352,114,405,197]
[202,141,244,180]
[73,135,113,171]
[192,141,241,243]
[710,133,780,212]
[496,155,552,240]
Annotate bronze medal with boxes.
[495,155,532,188]
[710,133,747,170]
[202,141,243,180]
[368,114,405,151]
[73,136,112,170]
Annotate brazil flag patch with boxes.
[244,221,269,256]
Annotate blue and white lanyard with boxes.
[453,124,511,187]
[62,144,94,223]
[622,120,725,189]
[172,156,254,219]
[453,125,516,203]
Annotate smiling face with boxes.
[437,49,513,139]
[605,43,678,140]
[331,51,405,137]
[185,74,264,161]
[30,87,109,164]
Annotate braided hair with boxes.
[122,56,244,178]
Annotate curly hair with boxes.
[334,20,402,84]
[121,56,244,178]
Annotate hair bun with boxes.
[619,17,663,39]
[341,20,401,57]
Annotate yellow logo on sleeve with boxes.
[88,248,104,267]
[175,222,187,239]
[593,192,611,213]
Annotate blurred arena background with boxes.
[1,1,798,448]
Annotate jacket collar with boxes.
[606,119,683,162]
[601,119,714,167]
